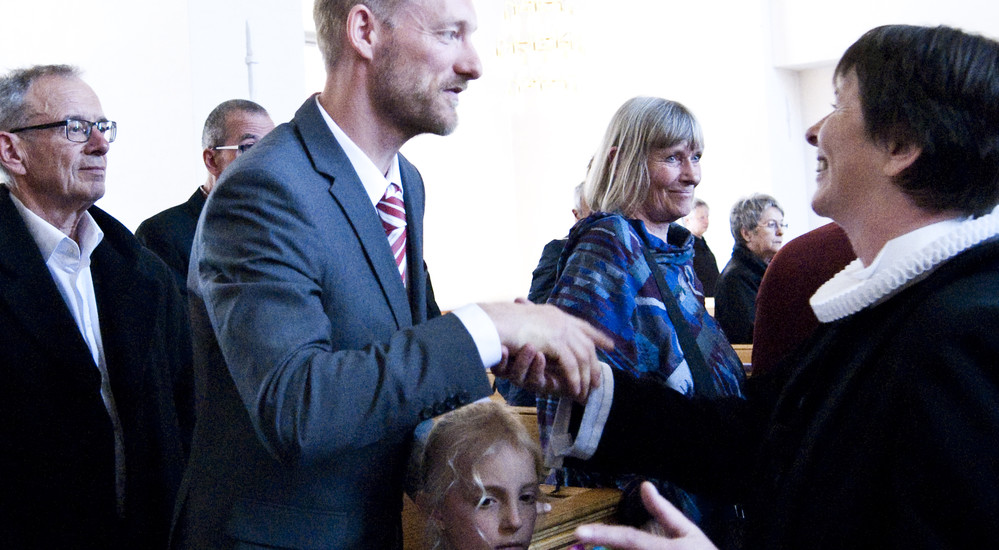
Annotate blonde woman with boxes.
[539,97,745,545]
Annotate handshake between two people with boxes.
[479,299,614,404]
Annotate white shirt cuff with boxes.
[451,304,502,368]
[545,361,614,467]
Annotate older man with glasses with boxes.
[0,64,193,549]
[136,99,273,294]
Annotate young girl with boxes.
[417,401,545,550]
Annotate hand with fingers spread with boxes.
[480,300,612,403]
[572,482,719,550]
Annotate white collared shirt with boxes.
[315,96,403,208]
[10,193,127,514]
[12,193,107,365]
[811,206,999,322]
[313,98,501,368]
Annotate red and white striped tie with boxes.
[376,181,407,284]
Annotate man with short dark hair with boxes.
[171,0,611,548]
[136,99,273,292]
[0,64,192,549]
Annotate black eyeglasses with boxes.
[10,118,117,143]
[211,143,255,155]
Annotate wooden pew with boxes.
[731,344,753,374]
[531,485,622,549]
[403,485,622,549]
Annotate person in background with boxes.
[0,64,192,549]
[498,181,592,407]
[682,198,719,296]
[527,180,590,305]
[416,400,545,550]
[542,24,999,550]
[714,193,784,343]
[539,96,745,546]
[135,99,274,294]
[171,0,611,547]
[750,222,854,377]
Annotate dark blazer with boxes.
[577,237,999,549]
[691,235,719,296]
[0,187,193,549]
[527,237,567,304]
[714,244,768,344]
[172,97,492,549]
[135,189,206,295]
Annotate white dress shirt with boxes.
[10,193,127,515]
[314,98,501,368]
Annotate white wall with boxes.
[0,0,307,231]
[411,0,781,307]
[772,0,999,69]
[4,0,999,310]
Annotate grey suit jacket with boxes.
[172,97,492,549]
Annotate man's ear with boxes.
[203,148,223,179]
[883,140,922,177]
[0,133,28,177]
[345,4,380,61]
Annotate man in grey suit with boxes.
[171,0,611,548]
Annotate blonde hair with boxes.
[418,401,544,549]
[585,97,703,218]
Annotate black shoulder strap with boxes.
[640,244,718,398]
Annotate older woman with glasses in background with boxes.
[714,194,785,344]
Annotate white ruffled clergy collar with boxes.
[811,204,999,323]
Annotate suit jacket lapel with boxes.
[89,208,157,403]
[0,189,102,387]
[292,97,414,328]
[398,156,429,322]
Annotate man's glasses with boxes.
[759,220,788,231]
[211,143,255,155]
[10,118,117,143]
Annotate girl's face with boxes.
[439,443,539,550]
